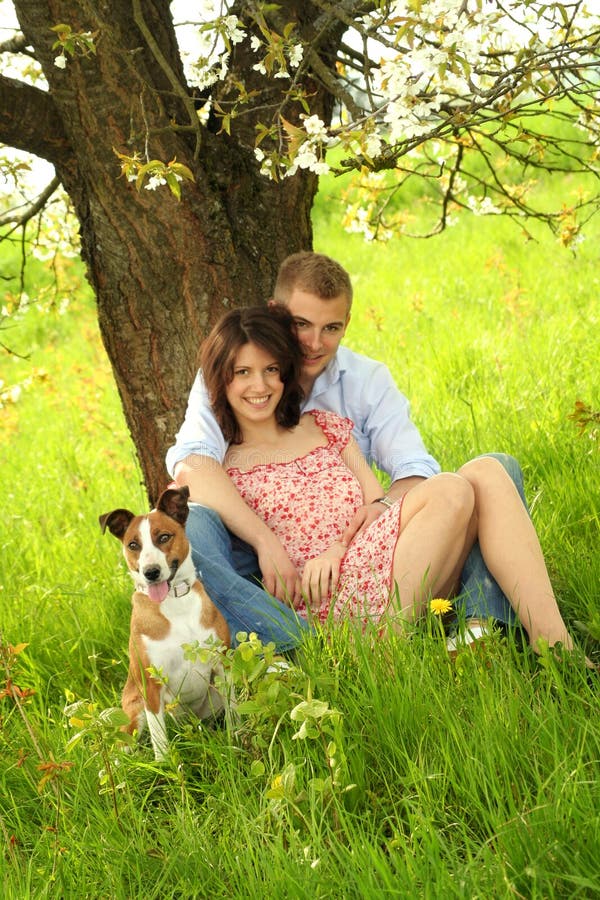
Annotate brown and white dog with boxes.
[99,486,230,760]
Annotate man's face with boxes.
[284,289,350,380]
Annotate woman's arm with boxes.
[174,455,302,606]
[340,436,384,503]
[301,436,382,607]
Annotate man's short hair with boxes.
[274,251,353,310]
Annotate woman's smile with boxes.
[226,342,284,425]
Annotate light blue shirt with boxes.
[165,345,440,481]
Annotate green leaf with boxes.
[234,699,264,715]
[250,759,266,777]
[290,698,330,721]
[99,707,130,728]
[166,173,182,200]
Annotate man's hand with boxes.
[341,503,385,546]
[256,534,302,608]
[341,476,427,545]
[301,542,347,609]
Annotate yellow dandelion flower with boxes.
[430,598,453,616]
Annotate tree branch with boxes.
[0,32,34,56]
[131,0,202,158]
[0,175,61,228]
[0,74,71,167]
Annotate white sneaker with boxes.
[266,659,292,674]
[446,620,489,657]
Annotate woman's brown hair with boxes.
[200,304,304,444]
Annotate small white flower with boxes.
[254,147,265,162]
[196,100,212,125]
[365,133,382,158]
[54,53,67,69]
[144,174,167,191]
[302,115,327,138]
[288,43,303,67]
[223,15,244,45]
[250,35,262,51]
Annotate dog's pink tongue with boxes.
[147,581,169,603]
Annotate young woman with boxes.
[201,304,581,655]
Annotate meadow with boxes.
[1,171,599,898]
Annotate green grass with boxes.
[1,178,599,898]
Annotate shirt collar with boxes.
[303,351,345,406]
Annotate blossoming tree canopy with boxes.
[1,0,600,499]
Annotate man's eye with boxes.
[294,320,307,329]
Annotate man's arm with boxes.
[386,476,426,502]
[340,463,426,546]
[174,455,302,606]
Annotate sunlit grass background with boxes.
[1,168,599,898]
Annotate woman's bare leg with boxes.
[389,473,475,625]
[458,457,574,652]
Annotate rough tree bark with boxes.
[3,1,342,502]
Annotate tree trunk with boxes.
[10,1,330,503]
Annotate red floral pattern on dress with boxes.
[227,410,402,625]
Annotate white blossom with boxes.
[365,133,383,159]
[287,143,330,177]
[144,174,167,191]
[259,158,274,178]
[467,195,501,216]
[223,15,244,45]
[287,43,303,68]
[302,115,328,139]
[54,53,67,69]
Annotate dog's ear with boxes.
[156,486,190,526]
[99,508,135,539]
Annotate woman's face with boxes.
[225,341,285,429]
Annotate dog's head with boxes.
[99,486,191,603]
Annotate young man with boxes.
[166,252,519,650]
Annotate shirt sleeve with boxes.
[356,362,440,481]
[165,371,227,476]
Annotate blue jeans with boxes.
[185,452,524,650]
[185,504,310,652]
[456,452,524,626]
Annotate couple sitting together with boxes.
[165,251,580,660]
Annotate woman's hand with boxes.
[256,533,302,607]
[301,541,347,609]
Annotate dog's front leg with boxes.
[146,704,169,761]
